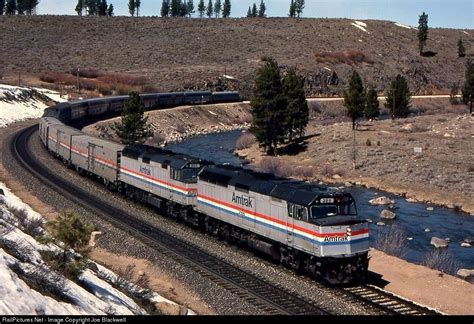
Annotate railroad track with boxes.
[342,284,442,315]
[11,124,328,315]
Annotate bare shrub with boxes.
[145,133,166,147]
[98,85,113,96]
[141,85,160,93]
[235,132,256,150]
[70,68,102,79]
[114,84,134,95]
[321,164,334,177]
[257,156,280,175]
[293,166,315,179]
[468,165,474,173]
[98,74,147,87]
[422,249,459,275]
[80,80,97,91]
[375,225,407,258]
[39,72,76,86]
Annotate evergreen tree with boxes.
[0,0,5,15]
[206,0,212,17]
[85,0,99,15]
[213,0,221,18]
[250,57,287,155]
[458,38,466,58]
[251,3,257,17]
[25,0,39,14]
[128,0,135,16]
[48,211,94,267]
[449,82,459,105]
[197,0,205,17]
[170,0,179,16]
[246,6,251,17]
[179,0,188,16]
[5,0,16,15]
[16,0,25,14]
[114,92,153,145]
[385,74,411,119]
[107,3,114,16]
[343,70,365,130]
[282,67,308,141]
[75,0,84,16]
[295,0,304,18]
[364,86,379,119]
[98,0,107,16]
[135,0,140,16]
[258,0,265,17]
[161,0,169,17]
[462,59,474,114]
[222,0,230,18]
[289,0,296,18]
[186,0,194,17]
[418,12,428,55]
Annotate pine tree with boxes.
[250,57,287,155]
[449,82,459,105]
[462,59,474,114]
[246,6,251,17]
[75,0,84,15]
[113,92,153,145]
[107,3,114,15]
[197,0,205,17]
[295,0,304,18]
[343,70,365,130]
[135,0,141,16]
[128,0,135,16]
[186,0,194,17]
[5,0,16,15]
[0,0,5,15]
[257,0,265,17]
[161,0,169,16]
[222,0,230,18]
[98,0,107,16]
[16,0,25,14]
[85,0,98,15]
[170,0,179,16]
[289,0,296,18]
[206,0,212,17]
[213,0,221,18]
[48,211,94,267]
[385,74,411,119]
[251,3,257,17]
[25,0,39,14]
[364,86,379,119]
[458,38,466,58]
[282,68,308,141]
[418,12,428,55]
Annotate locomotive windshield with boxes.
[309,195,357,222]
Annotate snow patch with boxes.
[463,31,470,35]
[394,22,416,30]
[0,84,66,128]
[351,21,368,33]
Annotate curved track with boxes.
[11,124,329,315]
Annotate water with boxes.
[166,130,474,270]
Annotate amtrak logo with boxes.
[232,192,253,208]
[324,235,349,242]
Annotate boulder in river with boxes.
[462,238,474,244]
[457,269,474,283]
[376,221,385,226]
[380,209,396,220]
[406,198,417,203]
[424,228,431,233]
[430,237,448,248]
[426,207,434,211]
[369,196,395,205]
[461,242,471,248]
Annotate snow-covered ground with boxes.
[0,86,196,315]
[351,20,368,33]
[0,84,67,128]
[394,22,417,30]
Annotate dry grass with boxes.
[314,49,374,65]
[375,225,407,258]
[235,132,256,150]
[422,249,459,275]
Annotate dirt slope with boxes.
[0,16,472,97]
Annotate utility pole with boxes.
[76,67,80,94]
[352,126,356,170]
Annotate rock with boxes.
[461,242,471,248]
[0,189,4,196]
[444,238,450,242]
[430,237,448,248]
[407,237,413,241]
[376,221,385,226]
[457,269,474,283]
[344,182,352,187]
[369,196,395,205]
[355,181,362,186]
[388,204,398,210]
[424,228,431,232]
[426,207,434,211]
[366,219,373,223]
[462,238,474,244]
[406,198,417,203]
[332,174,341,179]
[380,209,396,220]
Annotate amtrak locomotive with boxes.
[39,91,369,284]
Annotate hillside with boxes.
[0,16,472,98]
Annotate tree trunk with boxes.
[352,118,355,130]
[470,97,472,114]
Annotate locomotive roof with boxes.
[123,145,205,169]
[199,165,345,206]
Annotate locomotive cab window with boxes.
[288,204,308,222]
